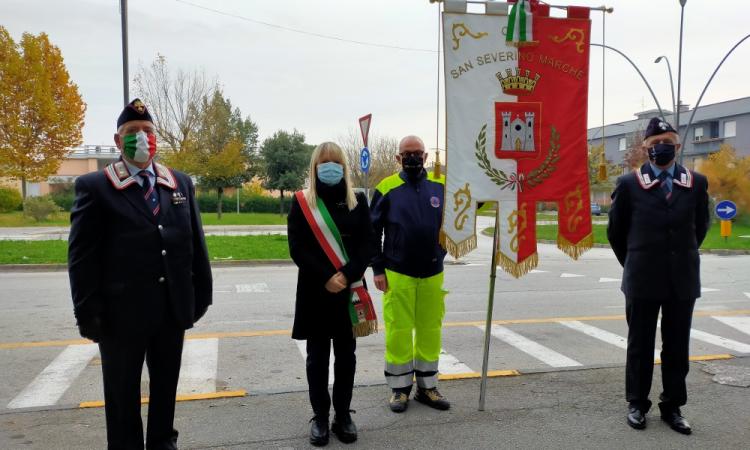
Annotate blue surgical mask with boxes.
[317,162,344,186]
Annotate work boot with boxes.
[309,415,329,446]
[388,391,409,413]
[415,388,451,410]
[332,410,358,443]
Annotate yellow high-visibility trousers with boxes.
[383,269,447,390]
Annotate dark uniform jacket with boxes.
[607,163,710,301]
[68,160,212,332]
[370,170,446,279]
[287,182,374,339]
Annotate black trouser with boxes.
[98,298,185,450]
[625,296,696,413]
[306,336,356,418]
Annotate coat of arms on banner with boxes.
[440,1,593,278]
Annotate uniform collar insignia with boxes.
[672,165,693,188]
[104,161,177,190]
[104,161,138,190]
[634,164,660,190]
[154,162,177,190]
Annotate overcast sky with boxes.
[3,0,749,159]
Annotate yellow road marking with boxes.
[439,370,520,380]
[79,390,247,408]
[654,354,733,365]
[2,309,749,350]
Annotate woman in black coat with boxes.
[287,141,374,446]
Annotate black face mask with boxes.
[648,143,676,166]
[401,153,424,178]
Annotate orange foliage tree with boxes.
[698,145,750,220]
[0,27,86,197]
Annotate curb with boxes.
[532,239,750,255]
[0,259,295,273]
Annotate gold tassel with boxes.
[497,251,539,279]
[439,231,477,258]
[557,233,594,260]
[353,320,378,338]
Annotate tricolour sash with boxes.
[295,190,378,338]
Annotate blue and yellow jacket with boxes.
[370,170,446,278]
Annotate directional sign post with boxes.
[359,114,372,199]
[715,200,738,241]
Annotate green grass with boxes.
[0,212,286,227]
[0,212,70,227]
[199,213,286,226]
[0,235,291,264]
[484,221,750,250]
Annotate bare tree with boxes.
[622,126,648,170]
[133,54,214,153]
[337,128,401,191]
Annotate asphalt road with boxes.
[0,219,748,415]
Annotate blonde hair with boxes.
[305,142,358,211]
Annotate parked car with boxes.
[591,202,602,216]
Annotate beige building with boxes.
[5,145,120,196]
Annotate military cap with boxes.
[117,98,154,128]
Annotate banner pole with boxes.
[478,206,500,411]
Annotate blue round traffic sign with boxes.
[715,200,737,220]
[360,147,370,173]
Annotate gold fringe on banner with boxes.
[497,251,539,279]
[557,232,594,260]
[353,320,378,338]
[439,231,477,258]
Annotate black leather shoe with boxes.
[309,416,329,446]
[332,410,358,444]
[627,407,646,430]
[661,409,692,435]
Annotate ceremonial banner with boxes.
[441,1,593,277]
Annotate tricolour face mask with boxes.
[123,131,157,163]
[317,162,344,186]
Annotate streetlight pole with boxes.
[675,0,686,131]
[120,0,129,106]
[654,56,676,117]
[590,44,666,120]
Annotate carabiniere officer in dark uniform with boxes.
[68,99,213,450]
[607,117,710,435]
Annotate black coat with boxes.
[287,183,374,339]
[68,161,213,332]
[607,163,710,301]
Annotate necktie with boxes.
[657,171,672,200]
[139,171,160,216]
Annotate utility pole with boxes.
[120,0,129,106]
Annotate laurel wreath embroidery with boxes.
[475,124,560,191]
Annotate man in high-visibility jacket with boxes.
[370,135,450,413]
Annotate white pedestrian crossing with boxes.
[7,344,98,409]
[558,321,660,359]
[688,328,750,354]
[479,325,582,368]
[235,283,270,293]
[560,273,584,278]
[177,338,218,395]
[598,277,621,283]
[713,316,750,337]
[438,349,473,375]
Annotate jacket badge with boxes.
[171,192,187,205]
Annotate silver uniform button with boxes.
[158,225,163,230]
[158,277,165,283]
[161,250,167,256]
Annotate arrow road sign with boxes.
[715,200,738,220]
[360,147,370,173]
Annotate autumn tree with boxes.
[161,90,259,219]
[259,130,313,214]
[133,54,213,153]
[697,145,750,221]
[588,144,620,190]
[0,27,86,198]
[622,127,647,170]
[337,128,401,193]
